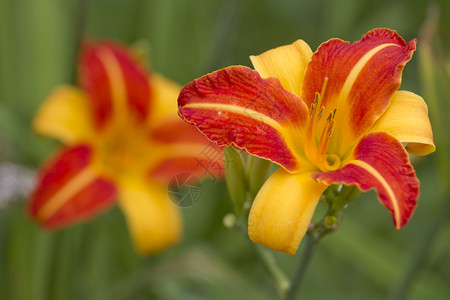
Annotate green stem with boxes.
[254,244,290,297]
[285,186,360,299]
[286,234,315,300]
[225,147,248,215]
[246,156,272,199]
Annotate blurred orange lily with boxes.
[178,29,435,254]
[30,41,222,254]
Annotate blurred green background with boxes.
[0,0,449,299]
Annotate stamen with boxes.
[318,116,334,161]
[304,77,331,168]
[315,107,339,171]
[320,77,329,98]
[328,121,335,136]
[317,107,324,120]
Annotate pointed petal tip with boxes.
[29,145,118,229]
[32,85,95,144]
[249,39,313,95]
[312,132,419,229]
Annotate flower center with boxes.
[304,78,341,172]
[94,120,151,179]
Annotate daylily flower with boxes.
[30,41,222,254]
[178,29,435,254]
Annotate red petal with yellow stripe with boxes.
[79,41,151,130]
[29,145,117,228]
[178,66,310,172]
[301,28,417,157]
[312,132,419,228]
[148,118,224,182]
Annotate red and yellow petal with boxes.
[248,168,327,254]
[145,73,221,182]
[178,66,312,172]
[30,145,117,228]
[79,41,151,130]
[118,177,181,254]
[301,28,417,157]
[32,86,95,144]
[312,132,419,229]
[148,118,224,182]
[147,73,182,127]
[150,118,213,145]
[369,90,435,156]
[250,39,313,95]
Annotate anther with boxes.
[304,77,332,170]
[317,107,324,120]
[326,112,332,122]
[328,121,334,136]
[314,93,319,105]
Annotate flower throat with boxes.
[304,77,341,172]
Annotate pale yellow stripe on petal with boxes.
[99,48,128,126]
[183,102,283,130]
[147,143,209,170]
[338,43,397,103]
[36,167,98,221]
[182,102,306,165]
[331,43,399,155]
[349,159,401,228]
